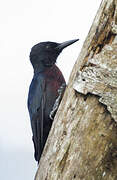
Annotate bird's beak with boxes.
[56,39,79,51]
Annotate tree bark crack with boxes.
[58,143,71,174]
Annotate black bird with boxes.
[28,39,79,163]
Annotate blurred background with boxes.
[0,0,101,179]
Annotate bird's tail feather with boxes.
[32,113,43,163]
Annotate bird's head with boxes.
[30,39,79,73]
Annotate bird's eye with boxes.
[46,45,50,49]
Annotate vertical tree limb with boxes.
[35,0,117,179]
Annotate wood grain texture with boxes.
[35,0,117,179]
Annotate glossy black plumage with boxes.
[27,39,79,163]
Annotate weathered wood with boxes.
[35,0,117,179]
[74,43,117,122]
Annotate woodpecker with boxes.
[28,39,79,163]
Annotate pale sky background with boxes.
[0,0,101,179]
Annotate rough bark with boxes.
[35,0,117,179]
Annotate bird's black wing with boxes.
[28,75,45,162]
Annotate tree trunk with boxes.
[35,0,117,179]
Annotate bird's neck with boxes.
[33,64,54,75]
[33,63,45,74]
